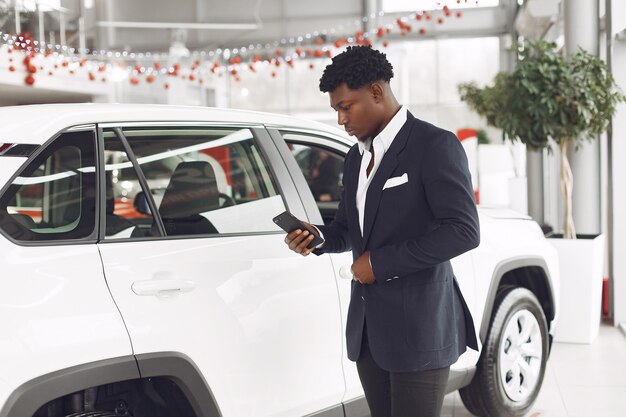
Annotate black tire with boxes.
[459,287,549,417]
[64,412,120,417]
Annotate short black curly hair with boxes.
[319,45,394,93]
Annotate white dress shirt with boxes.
[356,106,407,236]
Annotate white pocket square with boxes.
[383,173,408,190]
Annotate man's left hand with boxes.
[352,251,375,284]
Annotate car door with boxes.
[0,128,135,394]
[96,124,345,417]
[273,128,480,397]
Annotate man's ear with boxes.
[369,82,384,103]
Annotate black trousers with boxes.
[356,330,450,417]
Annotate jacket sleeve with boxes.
[370,132,480,280]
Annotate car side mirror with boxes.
[134,191,152,215]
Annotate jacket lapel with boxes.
[361,115,414,248]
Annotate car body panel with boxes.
[98,234,345,417]
[0,239,134,388]
[0,104,346,145]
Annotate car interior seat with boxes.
[156,161,219,236]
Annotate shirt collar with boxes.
[358,106,408,155]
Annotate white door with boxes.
[0,129,133,390]
[96,125,345,417]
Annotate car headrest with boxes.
[159,161,219,218]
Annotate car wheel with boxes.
[64,412,119,417]
[460,287,548,417]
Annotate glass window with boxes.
[103,132,158,239]
[283,135,345,226]
[104,127,285,237]
[0,130,97,242]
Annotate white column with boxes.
[610,0,626,327]
[563,0,601,235]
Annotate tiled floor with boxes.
[442,323,626,417]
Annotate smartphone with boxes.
[273,211,324,249]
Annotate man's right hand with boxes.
[284,222,317,256]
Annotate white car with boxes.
[0,104,559,417]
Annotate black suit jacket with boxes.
[315,112,480,372]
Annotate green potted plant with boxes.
[459,40,625,343]
[459,40,624,238]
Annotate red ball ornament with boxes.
[274,59,281,67]
[425,14,432,21]
[325,50,332,58]
[315,37,324,46]
[27,65,37,74]
[231,69,238,76]
[146,75,155,83]
[314,50,323,58]
[9,66,15,72]
[275,49,283,56]
[383,41,389,48]
[377,27,384,37]
[48,71,53,76]
[130,77,139,85]
[153,62,161,70]
[24,75,35,86]
[62,61,69,67]
[437,17,444,24]
[365,38,372,46]
[189,74,196,81]
[419,28,426,35]
[271,71,277,78]
[456,11,463,17]
[88,72,96,81]
[416,14,423,21]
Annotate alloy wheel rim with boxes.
[498,309,543,402]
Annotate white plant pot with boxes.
[550,234,605,344]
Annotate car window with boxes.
[0,130,97,242]
[102,126,285,237]
[288,143,344,203]
[281,134,346,225]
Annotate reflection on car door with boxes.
[96,125,345,417]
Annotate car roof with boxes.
[0,103,351,145]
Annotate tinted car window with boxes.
[0,130,97,242]
[103,127,285,237]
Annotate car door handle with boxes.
[132,279,196,296]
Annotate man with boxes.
[285,45,479,417]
